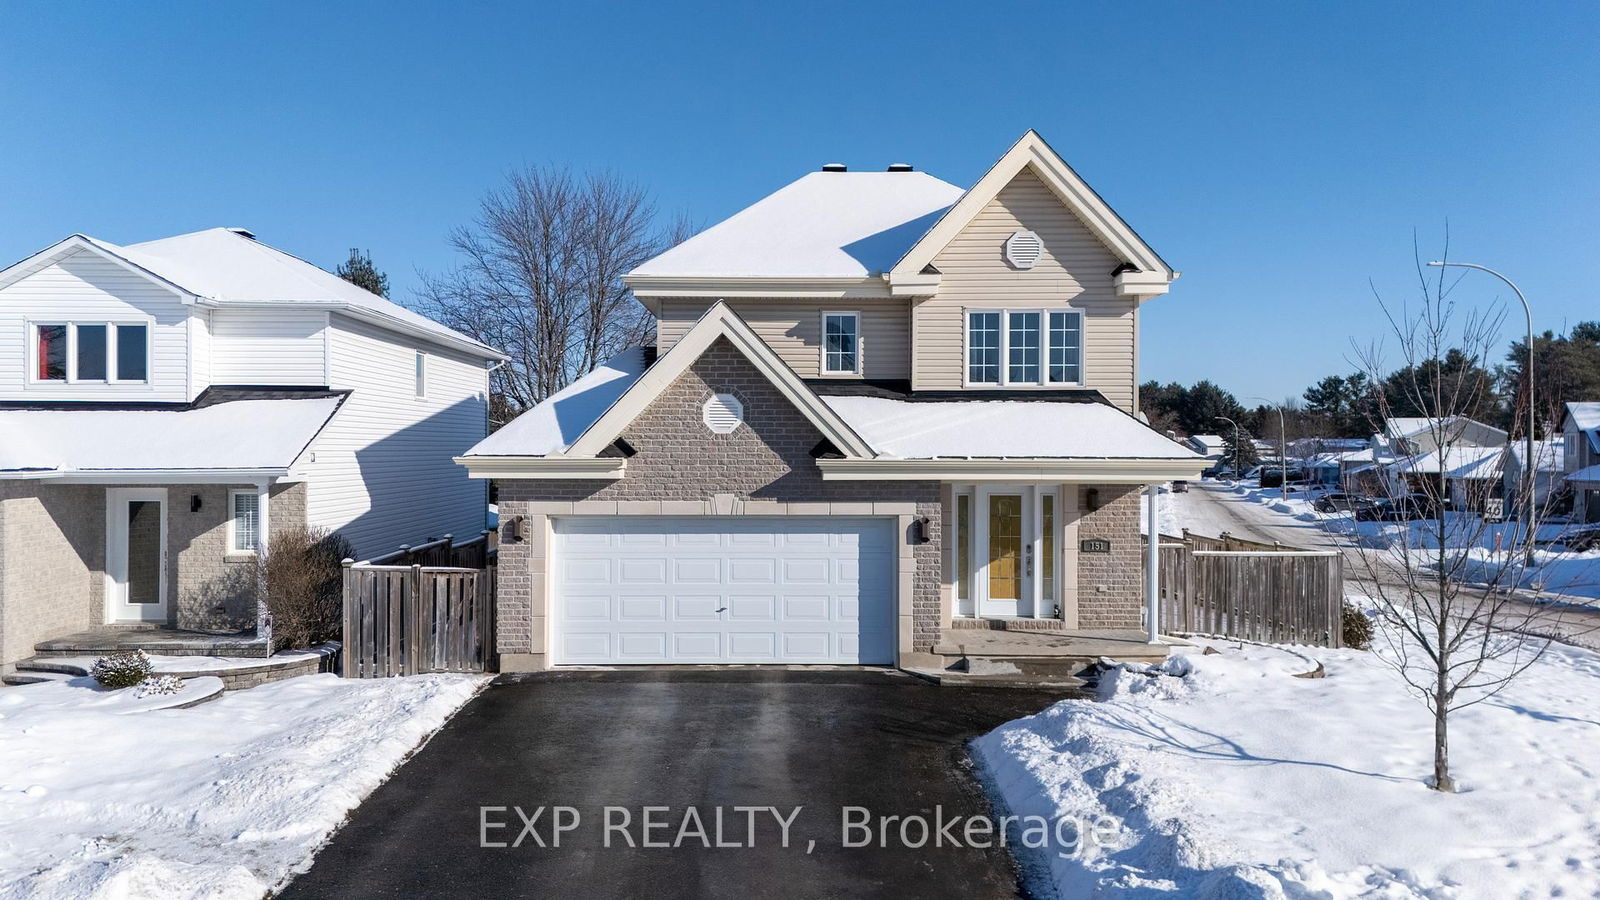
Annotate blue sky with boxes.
[2,1,1595,402]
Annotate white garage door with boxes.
[552,517,895,665]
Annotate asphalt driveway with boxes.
[281,669,1063,899]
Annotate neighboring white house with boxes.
[1501,439,1565,517]
[0,228,504,669]
[1185,434,1226,461]
[1563,402,1600,523]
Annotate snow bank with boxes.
[975,631,1600,897]
[0,672,485,899]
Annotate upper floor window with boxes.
[414,351,427,398]
[32,321,149,384]
[966,309,1083,387]
[821,312,860,374]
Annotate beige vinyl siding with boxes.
[0,249,191,402]
[299,314,489,559]
[913,169,1137,410]
[656,297,911,379]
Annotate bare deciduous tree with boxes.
[417,167,691,420]
[1348,239,1589,792]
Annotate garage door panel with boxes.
[673,632,722,658]
[674,558,722,583]
[554,517,894,665]
[673,595,723,619]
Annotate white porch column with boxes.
[1145,483,1161,644]
[256,479,273,647]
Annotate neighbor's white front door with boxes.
[106,488,168,623]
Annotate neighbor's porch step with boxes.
[33,627,271,658]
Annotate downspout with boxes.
[1145,483,1161,644]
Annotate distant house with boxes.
[0,228,504,670]
[1285,437,1368,459]
[1563,403,1600,523]
[1501,440,1565,516]
[1185,434,1226,461]
[1367,416,1508,505]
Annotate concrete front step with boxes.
[7,643,337,692]
[33,627,271,659]
[904,667,1090,693]
[948,617,1070,632]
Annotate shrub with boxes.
[1341,601,1374,650]
[136,674,185,697]
[264,524,355,652]
[93,649,154,688]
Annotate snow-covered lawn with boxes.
[0,672,485,899]
[977,627,1600,898]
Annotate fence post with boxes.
[341,559,355,678]
[399,544,412,566]
[442,534,453,566]
[409,563,424,676]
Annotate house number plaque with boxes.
[1080,538,1112,553]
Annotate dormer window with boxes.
[966,309,1083,387]
[31,321,149,384]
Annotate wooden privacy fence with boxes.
[1150,532,1344,647]
[342,561,496,677]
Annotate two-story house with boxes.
[459,132,1205,672]
[0,227,504,669]
[1563,402,1600,523]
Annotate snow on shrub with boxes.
[135,674,185,697]
[91,649,154,688]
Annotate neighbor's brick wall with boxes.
[0,481,101,669]
[1074,484,1144,628]
[496,337,942,656]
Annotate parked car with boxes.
[1260,467,1309,489]
[1313,492,1372,513]
[1562,525,1600,552]
[1355,495,1439,522]
[1172,480,1189,493]
[1203,465,1236,479]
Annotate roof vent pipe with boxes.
[821,163,848,172]
[886,163,913,172]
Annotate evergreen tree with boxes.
[1219,425,1261,472]
[1302,372,1375,437]
[336,248,390,298]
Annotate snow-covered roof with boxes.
[1507,440,1565,473]
[1567,402,1600,433]
[463,349,650,457]
[819,397,1203,460]
[1385,446,1503,479]
[630,172,965,279]
[1186,434,1225,452]
[1382,415,1506,442]
[1566,464,1600,485]
[0,395,344,477]
[8,229,502,359]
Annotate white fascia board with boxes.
[890,131,1174,285]
[817,457,1208,482]
[563,302,876,460]
[453,456,626,480]
[624,275,893,299]
[42,467,290,485]
[1113,269,1173,298]
[886,272,942,297]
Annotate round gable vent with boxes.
[1004,230,1043,270]
[702,393,744,434]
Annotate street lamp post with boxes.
[1251,397,1289,500]
[1215,416,1241,481]
[1426,261,1535,564]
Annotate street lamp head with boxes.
[1426,261,1446,267]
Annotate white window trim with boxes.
[962,308,1085,388]
[26,319,153,386]
[415,350,428,399]
[227,489,260,555]
[818,310,862,376]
